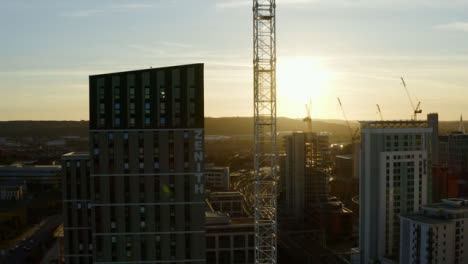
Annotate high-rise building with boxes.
[89,64,205,263]
[359,121,432,263]
[282,132,330,219]
[62,152,93,264]
[433,129,468,201]
[400,198,468,264]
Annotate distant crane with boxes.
[400,77,422,120]
[376,104,383,121]
[303,99,312,133]
[337,97,360,142]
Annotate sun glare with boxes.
[277,57,334,118]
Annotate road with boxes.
[2,215,62,264]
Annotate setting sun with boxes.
[277,57,335,118]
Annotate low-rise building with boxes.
[205,211,254,264]
[208,192,247,217]
[0,165,61,192]
[205,165,230,191]
[400,198,468,264]
[0,184,23,201]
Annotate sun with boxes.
[277,57,334,118]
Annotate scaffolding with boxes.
[253,0,277,263]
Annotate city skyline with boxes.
[1,0,468,121]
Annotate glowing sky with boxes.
[1,0,468,120]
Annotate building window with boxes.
[188,87,195,98]
[145,118,150,125]
[160,117,165,126]
[145,87,150,99]
[115,118,120,126]
[174,87,181,98]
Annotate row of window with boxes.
[95,233,193,261]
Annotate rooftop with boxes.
[360,120,430,129]
[62,152,90,160]
[422,198,468,212]
[89,63,203,77]
[336,154,352,160]
[400,214,452,225]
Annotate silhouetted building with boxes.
[400,198,468,264]
[62,152,93,264]
[318,199,353,238]
[359,121,432,263]
[207,192,246,217]
[433,130,468,202]
[205,165,229,191]
[427,113,440,165]
[283,132,330,220]
[89,64,205,263]
[0,165,61,192]
[0,180,24,201]
[335,155,352,180]
[330,154,359,203]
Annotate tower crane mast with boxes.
[253,1,277,263]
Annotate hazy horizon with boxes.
[0,116,465,122]
[1,1,468,121]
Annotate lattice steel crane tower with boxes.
[253,1,277,263]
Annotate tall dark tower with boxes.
[88,64,205,263]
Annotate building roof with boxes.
[400,214,452,225]
[360,120,430,129]
[336,155,352,160]
[62,152,90,160]
[89,63,204,77]
[422,198,468,213]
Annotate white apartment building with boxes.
[359,121,432,263]
[400,198,468,264]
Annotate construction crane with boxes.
[303,99,312,133]
[253,1,277,263]
[337,97,359,142]
[376,104,383,121]
[400,77,422,120]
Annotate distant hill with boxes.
[0,118,465,141]
[0,121,88,138]
[205,117,358,141]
